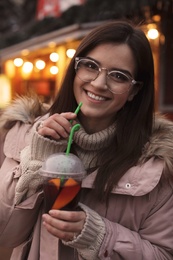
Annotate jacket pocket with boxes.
[15,190,44,209]
[0,191,43,247]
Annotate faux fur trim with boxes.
[0,95,50,133]
[139,114,173,174]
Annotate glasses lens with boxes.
[107,71,131,94]
[109,71,130,83]
[75,59,99,82]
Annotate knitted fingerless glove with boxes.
[15,122,67,204]
[63,203,105,260]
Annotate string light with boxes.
[66,49,76,58]
[50,66,59,75]
[35,60,46,70]
[50,52,59,62]
[22,61,33,73]
[147,28,159,39]
[14,58,23,67]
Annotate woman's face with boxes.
[73,43,138,133]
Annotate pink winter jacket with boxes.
[0,98,173,260]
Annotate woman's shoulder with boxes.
[114,114,173,196]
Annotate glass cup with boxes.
[40,153,86,212]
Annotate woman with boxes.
[0,20,173,260]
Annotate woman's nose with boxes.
[90,70,107,90]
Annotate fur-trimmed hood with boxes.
[1,96,173,175]
[0,95,50,133]
[139,115,173,175]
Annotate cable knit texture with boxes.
[63,203,106,260]
[73,123,116,169]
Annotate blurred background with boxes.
[0,0,173,119]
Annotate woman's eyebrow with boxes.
[114,68,133,78]
[85,56,99,63]
[86,56,133,77]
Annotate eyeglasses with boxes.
[74,57,143,94]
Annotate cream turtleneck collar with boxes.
[73,122,116,170]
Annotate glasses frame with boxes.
[75,57,143,94]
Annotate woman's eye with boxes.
[109,71,129,82]
[84,61,98,70]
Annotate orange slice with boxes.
[52,178,81,210]
[48,178,61,189]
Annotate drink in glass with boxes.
[40,153,86,212]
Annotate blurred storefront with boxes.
[0,22,102,106]
[0,21,160,103]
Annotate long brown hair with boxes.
[49,20,155,200]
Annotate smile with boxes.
[87,91,106,101]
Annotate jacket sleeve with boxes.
[0,122,67,248]
[0,132,5,167]
[99,179,173,260]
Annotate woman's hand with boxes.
[42,210,86,241]
[38,112,77,140]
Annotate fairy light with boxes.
[35,60,46,70]
[14,58,23,67]
[50,66,59,75]
[50,52,59,62]
[147,28,159,40]
[22,61,33,73]
[66,49,76,58]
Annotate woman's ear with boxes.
[127,94,135,101]
[127,83,143,101]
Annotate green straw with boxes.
[69,102,82,124]
[66,124,80,155]
[66,102,82,155]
